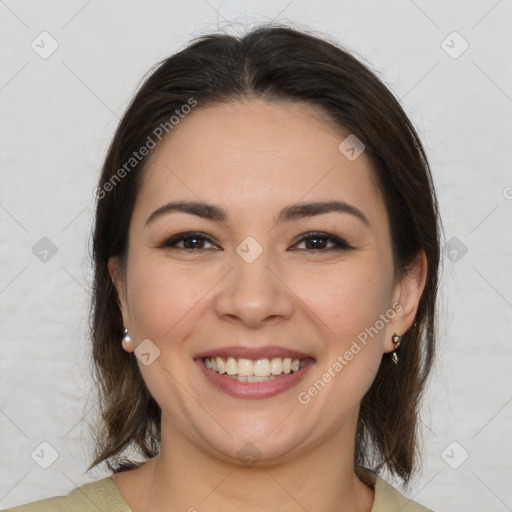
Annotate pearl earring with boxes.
[122,328,133,352]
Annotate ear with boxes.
[384,250,428,353]
[108,256,130,328]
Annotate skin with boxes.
[108,99,427,512]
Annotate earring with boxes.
[391,333,402,365]
[122,328,134,352]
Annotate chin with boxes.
[193,415,310,467]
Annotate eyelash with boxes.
[158,231,353,252]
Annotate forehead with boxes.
[135,100,385,226]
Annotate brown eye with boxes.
[291,232,353,251]
[159,232,218,251]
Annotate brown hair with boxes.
[89,24,441,485]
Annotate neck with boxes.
[119,412,374,512]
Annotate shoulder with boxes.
[357,466,434,512]
[5,477,131,512]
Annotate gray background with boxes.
[1,1,511,510]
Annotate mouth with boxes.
[202,356,307,382]
[194,346,315,399]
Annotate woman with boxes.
[9,24,439,511]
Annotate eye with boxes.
[291,232,353,251]
[158,232,219,251]
[158,231,353,252]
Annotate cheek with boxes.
[291,258,393,344]
[291,259,394,403]
[124,259,208,410]
[125,257,206,342]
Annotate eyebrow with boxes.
[145,199,370,228]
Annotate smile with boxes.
[204,356,306,381]
[194,347,315,399]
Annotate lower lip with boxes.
[195,358,315,399]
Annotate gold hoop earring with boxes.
[391,333,402,365]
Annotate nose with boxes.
[212,248,295,329]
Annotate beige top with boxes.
[6,467,433,511]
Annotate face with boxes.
[110,100,424,465]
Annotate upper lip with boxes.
[194,345,315,360]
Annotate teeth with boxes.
[238,358,253,377]
[253,359,271,377]
[270,358,282,375]
[204,356,306,377]
[225,357,237,375]
[228,375,278,382]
